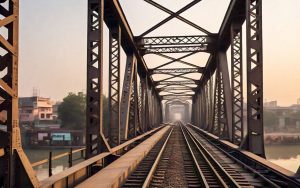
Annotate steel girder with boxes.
[210,55,232,141]
[158,86,196,92]
[191,0,264,157]
[156,80,198,86]
[149,68,204,75]
[120,55,136,141]
[138,35,215,46]
[137,35,216,54]
[243,0,265,157]
[0,1,39,187]
[142,45,211,54]
[140,0,203,37]
[86,0,110,159]
[231,23,244,145]
[108,25,121,147]
[143,0,211,35]
[128,62,139,139]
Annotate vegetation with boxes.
[264,110,278,128]
[58,92,86,130]
[58,92,109,130]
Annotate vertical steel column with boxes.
[128,63,138,139]
[86,0,109,159]
[0,1,39,187]
[120,54,136,141]
[245,0,265,157]
[165,103,170,122]
[219,52,233,141]
[144,78,149,130]
[108,25,121,147]
[231,23,244,145]
[191,99,195,124]
[211,71,219,135]
[140,79,145,130]
[207,75,214,131]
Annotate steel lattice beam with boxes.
[149,68,204,75]
[155,80,198,86]
[137,35,215,46]
[140,0,202,37]
[231,23,243,145]
[0,1,39,187]
[143,0,212,35]
[143,45,211,54]
[244,0,264,157]
[86,0,110,159]
[108,25,121,147]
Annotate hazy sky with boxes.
[19,0,300,106]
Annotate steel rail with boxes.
[188,124,283,188]
[142,127,174,188]
[183,125,241,188]
[181,123,231,187]
[179,123,210,187]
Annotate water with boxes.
[24,144,300,181]
[25,149,84,181]
[265,145,300,173]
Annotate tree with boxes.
[58,92,86,130]
[58,92,109,130]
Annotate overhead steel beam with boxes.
[136,35,216,47]
[149,68,204,75]
[140,0,202,37]
[196,0,247,92]
[153,52,199,70]
[156,80,198,86]
[160,94,194,97]
[143,45,211,54]
[104,0,159,97]
[158,87,196,92]
[162,96,192,101]
[219,0,246,50]
[143,0,212,35]
[155,53,200,69]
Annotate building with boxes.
[19,96,59,128]
[264,100,277,108]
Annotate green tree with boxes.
[58,92,86,130]
[58,92,109,130]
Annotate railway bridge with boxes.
[0,0,300,187]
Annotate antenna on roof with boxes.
[33,87,38,97]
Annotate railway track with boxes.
[122,122,280,188]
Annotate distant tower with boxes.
[32,87,38,97]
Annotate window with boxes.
[41,114,45,118]
[46,114,51,119]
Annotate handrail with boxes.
[41,125,164,188]
[31,148,85,167]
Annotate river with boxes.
[24,144,300,181]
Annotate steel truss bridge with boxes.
[0,0,299,187]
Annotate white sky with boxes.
[19,0,300,106]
